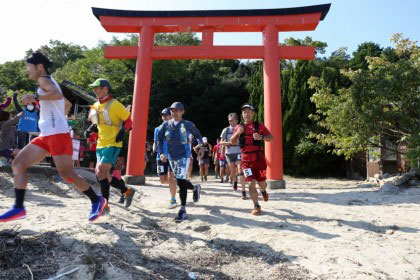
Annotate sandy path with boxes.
[0,172,419,280]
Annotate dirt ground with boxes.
[1,171,419,280]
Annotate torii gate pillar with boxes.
[124,26,154,185]
[263,24,285,189]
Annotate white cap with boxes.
[202,137,208,143]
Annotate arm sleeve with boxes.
[13,94,23,112]
[220,128,227,140]
[157,123,167,154]
[152,128,159,153]
[0,97,12,110]
[123,117,132,131]
[3,113,23,128]
[187,121,202,144]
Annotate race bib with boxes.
[157,166,165,173]
[244,168,253,177]
[174,167,186,178]
[237,154,242,161]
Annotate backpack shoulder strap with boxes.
[254,122,259,133]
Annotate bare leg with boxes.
[187,158,193,179]
[237,163,246,191]
[53,155,89,192]
[12,144,48,189]
[160,174,169,184]
[204,164,209,176]
[248,180,258,205]
[257,181,267,192]
[229,162,237,183]
[168,172,177,198]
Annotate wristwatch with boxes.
[32,93,39,101]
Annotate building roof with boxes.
[92,4,331,21]
[60,80,96,105]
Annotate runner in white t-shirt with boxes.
[0,52,106,223]
[220,112,247,199]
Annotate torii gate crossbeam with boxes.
[92,4,331,187]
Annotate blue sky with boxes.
[1,0,419,63]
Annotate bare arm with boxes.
[64,98,72,115]
[22,77,64,104]
[37,77,64,101]
[230,128,242,144]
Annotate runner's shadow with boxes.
[278,208,419,234]
[269,188,420,206]
[134,208,297,265]
[198,204,340,240]
[200,204,418,236]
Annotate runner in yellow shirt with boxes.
[88,79,136,216]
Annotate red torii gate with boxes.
[92,4,330,188]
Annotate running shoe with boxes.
[242,190,247,200]
[167,199,178,209]
[0,206,26,222]
[201,176,204,182]
[233,181,238,191]
[193,184,201,202]
[118,194,125,204]
[251,205,262,216]
[88,196,107,222]
[261,190,269,202]
[102,204,110,217]
[125,188,136,208]
[174,209,187,223]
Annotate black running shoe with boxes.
[193,184,201,202]
[125,188,136,208]
[118,195,125,204]
[242,190,247,200]
[261,190,269,202]
[175,209,187,223]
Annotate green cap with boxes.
[89,78,111,90]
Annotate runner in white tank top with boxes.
[0,52,106,223]
[37,76,70,136]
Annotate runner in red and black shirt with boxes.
[231,103,273,215]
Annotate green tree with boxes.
[309,34,420,165]
[26,40,86,72]
[246,62,264,122]
[0,60,35,92]
[350,42,383,69]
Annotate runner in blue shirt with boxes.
[157,102,203,222]
[153,108,177,209]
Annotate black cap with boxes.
[161,108,171,116]
[241,103,256,111]
[170,102,184,110]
